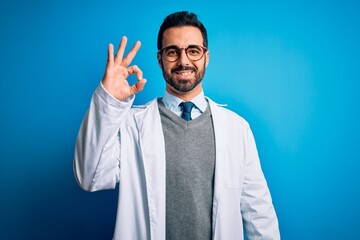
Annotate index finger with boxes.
[121,40,141,67]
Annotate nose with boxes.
[177,49,191,66]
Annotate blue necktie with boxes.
[180,102,194,121]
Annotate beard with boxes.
[161,62,206,93]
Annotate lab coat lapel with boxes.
[207,98,227,238]
[134,98,166,240]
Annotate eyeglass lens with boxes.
[163,45,205,62]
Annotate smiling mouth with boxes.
[175,70,193,76]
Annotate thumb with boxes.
[131,78,147,94]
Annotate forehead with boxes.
[162,26,203,48]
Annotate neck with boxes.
[166,84,203,101]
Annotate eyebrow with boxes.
[164,44,202,49]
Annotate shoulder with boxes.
[124,98,162,125]
[129,98,159,113]
[207,97,250,129]
[121,98,160,131]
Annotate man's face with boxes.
[157,26,210,96]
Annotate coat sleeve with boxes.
[240,126,280,240]
[73,83,134,192]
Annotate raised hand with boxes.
[102,36,147,101]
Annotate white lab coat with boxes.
[74,85,280,240]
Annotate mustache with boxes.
[171,65,197,73]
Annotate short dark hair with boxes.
[157,11,208,50]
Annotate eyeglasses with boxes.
[158,45,207,62]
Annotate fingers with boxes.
[113,36,141,68]
[127,65,146,94]
[114,36,128,65]
[105,37,146,96]
[131,78,147,94]
[107,43,115,68]
[127,65,143,81]
[121,41,141,67]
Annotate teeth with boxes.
[178,71,192,76]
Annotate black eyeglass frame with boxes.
[158,45,208,62]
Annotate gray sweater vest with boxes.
[158,99,215,240]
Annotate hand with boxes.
[102,36,147,101]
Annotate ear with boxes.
[205,50,210,67]
[157,52,163,68]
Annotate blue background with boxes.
[1,0,360,239]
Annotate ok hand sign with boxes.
[102,36,147,101]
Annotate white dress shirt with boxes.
[161,90,208,119]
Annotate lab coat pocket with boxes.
[224,148,244,189]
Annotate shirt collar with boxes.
[162,90,208,113]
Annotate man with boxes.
[74,11,280,240]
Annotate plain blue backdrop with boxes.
[1,0,359,239]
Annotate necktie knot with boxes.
[180,101,194,121]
